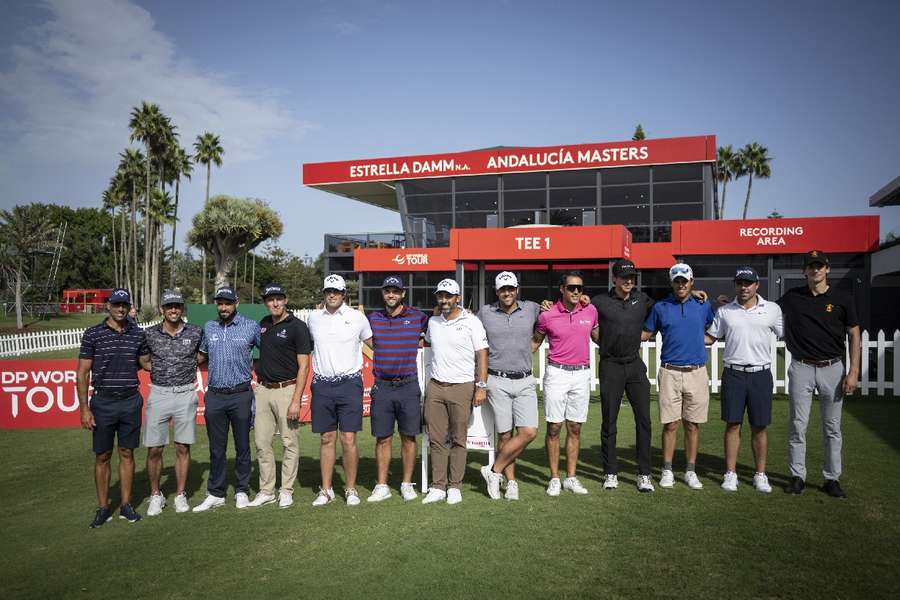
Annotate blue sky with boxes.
[1,0,898,257]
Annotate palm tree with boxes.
[0,205,59,330]
[738,142,773,219]
[715,145,740,219]
[117,148,146,296]
[102,186,122,287]
[147,189,176,304]
[169,145,193,287]
[193,132,224,302]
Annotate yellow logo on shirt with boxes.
[825,303,833,313]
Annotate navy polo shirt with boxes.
[79,318,149,395]
[643,294,715,366]
[368,305,428,378]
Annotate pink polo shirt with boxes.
[536,301,599,366]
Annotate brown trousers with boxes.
[424,380,474,490]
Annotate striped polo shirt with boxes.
[79,318,150,396]
[199,313,261,388]
[368,305,428,378]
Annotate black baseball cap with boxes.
[160,290,185,305]
[734,266,759,282]
[214,287,238,302]
[612,259,638,278]
[381,275,405,290]
[804,250,830,267]
[261,283,286,298]
[108,288,131,305]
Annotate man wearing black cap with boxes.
[706,267,783,493]
[248,284,312,509]
[193,286,261,512]
[777,250,860,498]
[77,288,151,527]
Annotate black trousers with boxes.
[599,357,652,476]
[204,389,253,497]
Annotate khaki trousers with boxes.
[424,380,474,490]
[254,384,300,495]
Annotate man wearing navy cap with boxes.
[365,275,429,503]
[77,288,151,528]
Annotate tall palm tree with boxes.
[102,185,123,287]
[169,145,193,287]
[193,132,224,303]
[715,145,740,219]
[147,189,176,304]
[0,205,59,330]
[118,147,146,296]
[738,142,773,219]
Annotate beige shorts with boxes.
[658,365,709,424]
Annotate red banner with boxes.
[354,247,456,272]
[453,225,632,261]
[0,357,376,430]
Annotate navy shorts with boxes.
[721,367,773,427]
[370,378,422,438]
[90,391,143,454]
[311,376,363,433]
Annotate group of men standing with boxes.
[79,249,860,526]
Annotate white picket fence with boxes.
[0,320,161,358]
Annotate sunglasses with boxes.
[564,285,583,293]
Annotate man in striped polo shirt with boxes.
[365,275,429,503]
[77,288,151,528]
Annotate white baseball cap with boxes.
[323,274,346,291]
[434,278,460,295]
[669,263,693,281]
[495,271,519,290]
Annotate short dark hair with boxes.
[558,270,583,286]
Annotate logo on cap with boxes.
[495,271,518,289]
[109,288,131,304]
[669,263,693,281]
[435,278,460,295]
[381,275,404,290]
[323,274,346,291]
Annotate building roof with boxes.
[870,175,900,207]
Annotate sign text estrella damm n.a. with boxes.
[739,225,805,246]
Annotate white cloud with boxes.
[0,0,312,164]
[333,21,361,35]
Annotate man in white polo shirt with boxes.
[422,278,489,505]
[306,274,373,507]
[706,266,783,493]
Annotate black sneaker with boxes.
[119,503,142,523]
[89,506,113,529]
[823,479,847,499]
[785,476,805,495]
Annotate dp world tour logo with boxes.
[393,253,429,266]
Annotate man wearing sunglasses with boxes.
[306,274,373,507]
[533,271,599,497]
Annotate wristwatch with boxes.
[475,381,487,389]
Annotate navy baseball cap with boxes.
[612,259,638,278]
[261,283,286,298]
[108,288,131,305]
[381,275,405,290]
[734,266,759,282]
[160,290,185,305]
[214,287,238,302]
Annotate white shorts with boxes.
[543,365,591,424]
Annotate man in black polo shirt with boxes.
[77,288,151,528]
[778,250,860,498]
[248,284,312,510]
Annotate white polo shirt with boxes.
[307,304,373,378]
[426,309,489,383]
[708,295,784,367]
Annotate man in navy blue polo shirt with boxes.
[642,263,715,490]
[77,288,151,528]
[365,275,429,503]
[192,286,261,512]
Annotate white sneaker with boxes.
[505,480,519,501]
[603,474,619,490]
[563,476,589,495]
[753,472,772,494]
[481,465,503,500]
[235,492,250,508]
[248,492,277,507]
[422,488,447,504]
[446,488,462,505]
[721,471,738,492]
[173,493,190,513]
[278,492,294,509]
[546,478,562,497]
[367,484,392,502]
[192,494,225,513]
[659,469,675,488]
[400,482,418,501]
[345,488,361,506]
[312,487,335,507]
[684,471,703,490]
[147,493,166,516]
[637,475,655,493]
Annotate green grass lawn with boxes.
[2,394,899,599]
[0,311,105,334]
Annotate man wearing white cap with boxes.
[478,272,540,501]
[306,274,373,507]
[422,278,489,505]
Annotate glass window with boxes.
[550,207,595,226]
[602,204,650,226]
[328,256,354,271]
[503,172,546,190]
[653,225,672,242]
[654,203,704,223]
[401,179,451,194]
[503,189,547,210]
[653,181,703,204]
[549,187,596,208]
[628,226,651,243]
[455,212,498,229]
[549,169,596,187]
[409,213,452,246]
[455,191,498,211]
[405,194,451,213]
[326,235,364,253]
[653,163,702,182]
[601,185,649,206]
[602,166,649,185]
[504,210,543,227]
[455,175,498,192]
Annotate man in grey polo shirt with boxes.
[143,290,205,515]
[478,272,540,501]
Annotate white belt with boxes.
[725,364,770,373]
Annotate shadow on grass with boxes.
[842,396,900,454]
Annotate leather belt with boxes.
[488,369,532,380]
[662,363,702,372]
[430,378,471,386]
[376,375,417,385]
[258,378,297,389]
[798,357,842,367]
[548,361,590,371]
[725,364,770,373]
[207,381,251,394]
[601,355,639,365]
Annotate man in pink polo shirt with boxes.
[532,271,600,496]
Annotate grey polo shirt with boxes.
[477,300,540,373]
[145,322,204,387]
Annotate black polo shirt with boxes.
[591,288,655,360]
[777,285,859,361]
[79,318,149,395]
[257,313,313,384]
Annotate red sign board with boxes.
[304,136,716,185]
[354,247,455,272]
[452,225,632,262]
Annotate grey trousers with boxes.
[787,360,844,481]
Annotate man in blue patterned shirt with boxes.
[192,286,261,512]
